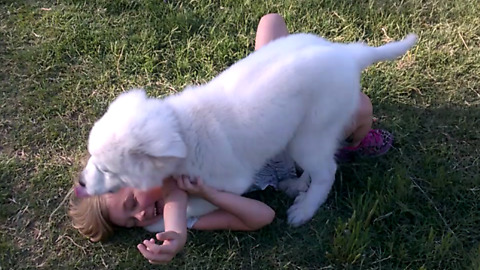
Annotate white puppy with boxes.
[76,33,417,228]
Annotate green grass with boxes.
[1,0,479,269]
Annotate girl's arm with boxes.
[161,177,188,239]
[176,176,275,231]
[137,178,188,264]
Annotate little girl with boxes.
[69,13,393,265]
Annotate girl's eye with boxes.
[129,195,138,210]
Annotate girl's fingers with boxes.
[142,239,162,253]
[182,176,195,190]
[156,231,178,241]
[142,239,177,254]
[137,244,172,264]
[175,175,203,193]
[176,177,186,190]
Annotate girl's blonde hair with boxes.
[68,190,114,242]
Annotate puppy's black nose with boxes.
[78,178,86,187]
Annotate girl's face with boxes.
[105,187,164,228]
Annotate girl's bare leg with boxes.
[255,13,288,51]
[343,92,373,147]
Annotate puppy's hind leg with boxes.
[286,134,339,227]
[288,158,337,226]
[278,171,310,198]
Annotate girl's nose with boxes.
[134,210,146,221]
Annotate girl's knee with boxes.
[255,13,288,50]
[357,92,373,120]
[259,13,285,25]
[349,93,373,138]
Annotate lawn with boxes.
[1,0,479,269]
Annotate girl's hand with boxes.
[175,175,217,198]
[137,231,185,264]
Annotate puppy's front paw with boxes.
[278,177,309,198]
[287,192,315,227]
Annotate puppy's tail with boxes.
[352,34,418,70]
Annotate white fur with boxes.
[80,33,417,228]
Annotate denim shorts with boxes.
[247,151,297,192]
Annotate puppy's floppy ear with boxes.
[135,133,187,159]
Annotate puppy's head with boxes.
[75,89,187,197]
